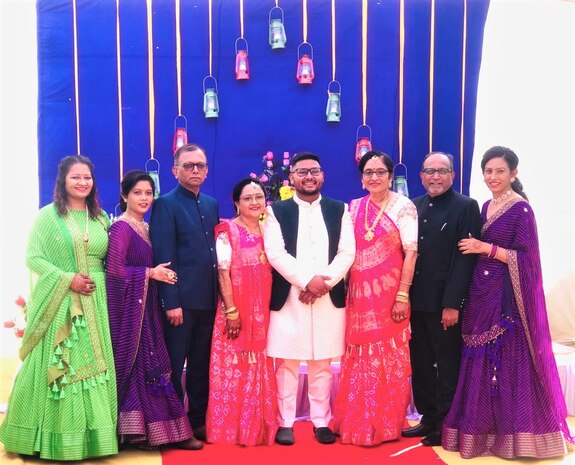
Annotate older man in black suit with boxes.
[402,152,481,446]
[150,143,219,445]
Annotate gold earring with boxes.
[236,206,240,215]
[511,177,516,183]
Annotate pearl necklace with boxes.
[492,190,512,205]
[363,194,390,241]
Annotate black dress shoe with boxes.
[175,436,204,450]
[421,430,442,447]
[313,426,336,444]
[275,427,295,445]
[401,423,435,438]
[193,425,206,442]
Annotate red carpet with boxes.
[161,421,446,465]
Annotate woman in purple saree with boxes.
[106,170,202,450]
[442,146,573,458]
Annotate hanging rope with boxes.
[175,0,183,115]
[361,0,368,125]
[115,0,124,180]
[398,0,405,163]
[302,0,308,43]
[331,0,336,81]
[429,0,436,152]
[72,0,81,153]
[208,0,213,76]
[240,0,244,38]
[146,0,156,158]
[459,0,468,192]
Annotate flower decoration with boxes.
[3,295,27,339]
[250,151,293,204]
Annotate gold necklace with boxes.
[492,190,512,205]
[124,212,149,230]
[238,216,260,236]
[363,194,390,241]
[67,205,90,243]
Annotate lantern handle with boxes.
[145,157,160,173]
[297,41,313,60]
[394,162,408,179]
[174,114,188,132]
[327,80,341,95]
[269,6,284,23]
[202,75,219,93]
[356,124,372,141]
[235,37,248,54]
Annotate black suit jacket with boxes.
[149,184,219,311]
[410,188,481,313]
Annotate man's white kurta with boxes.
[264,194,356,360]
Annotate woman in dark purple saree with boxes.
[106,170,202,450]
[442,147,574,458]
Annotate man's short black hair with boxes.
[291,151,321,167]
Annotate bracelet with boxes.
[225,311,239,321]
[488,244,498,259]
[224,305,237,314]
[396,291,409,298]
[400,280,412,286]
[395,296,409,303]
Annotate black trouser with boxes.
[163,308,216,428]
[409,311,462,428]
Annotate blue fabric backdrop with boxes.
[37,0,490,219]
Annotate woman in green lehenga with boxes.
[0,155,118,460]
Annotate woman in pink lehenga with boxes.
[334,151,418,446]
[206,178,279,446]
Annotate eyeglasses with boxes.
[240,194,266,203]
[175,162,208,172]
[291,167,323,177]
[362,169,388,178]
[421,168,452,176]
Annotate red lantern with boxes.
[172,115,188,154]
[235,38,250,80]
[355,124,373,163]
[296,42,314,85]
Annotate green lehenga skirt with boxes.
[0,268,118,460]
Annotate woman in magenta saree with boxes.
[206,178,278,446]
[106,170,201,450]
[334,152,418,446]
[443,147,573,458]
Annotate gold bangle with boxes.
[395,296,409,303]
[396,291,409,298]
[226,311,239,321]
[224,305,237,314]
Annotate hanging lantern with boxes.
[296,42,314,85]
[326,80,341,122]
[202,76,219,118]
[392,163,410,197]
[269,6,287,49]
[172,114,188,154]
[235,38,250,80]
[145,158,161,199]
[355,125,372,163]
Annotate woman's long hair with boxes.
[481,146,528,200]
[53,154,102,217]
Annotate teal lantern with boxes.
[145,158,161,199]
[202,76,219,118]
[393,163,409,197]
[326,80,341,122]
[269,7,287,49]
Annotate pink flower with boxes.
[15,295,26,308]
[266,151,274,160]
[249,172,257,178]
[260,174,269,182]
[14,328,25,338]
[3,320,15,329]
